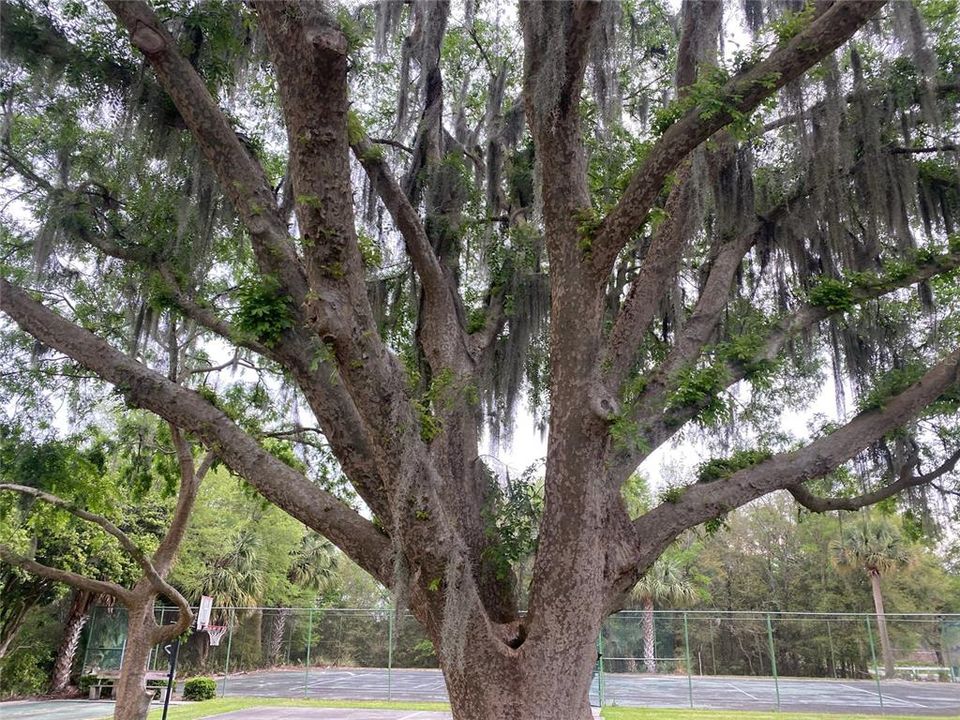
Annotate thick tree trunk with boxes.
[440,615,598,720]
[113,602,157,720]
[50,590,93,692]
[869,570,896,678]
[642,597,656,674]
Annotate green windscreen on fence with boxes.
[82,607,960,707]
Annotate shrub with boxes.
[183,676,217,701]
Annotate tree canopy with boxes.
[1,1,959,718]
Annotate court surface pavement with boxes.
[2,670,958,719]
[218,667,960,715]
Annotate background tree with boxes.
[1,1,959,718]
[272,533,337,663]
[630,555,697,673]
[833,518,912,677]
[0,386,211,718]
[0,426,117,662]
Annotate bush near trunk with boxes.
[182,677,216,701]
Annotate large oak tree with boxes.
[2,1,959,718]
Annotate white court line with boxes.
[727,683,761,701]
[838,683,925,708]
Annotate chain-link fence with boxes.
[81,607,960,709]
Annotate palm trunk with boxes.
[869,570,896,678]
[270,609,290,665]
[251,608,263,666]
[50,590,94,692]
[642,597,656,673]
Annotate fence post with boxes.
[81,605,98,674]
[766,613,781,711]
[387,606,394,701]
[826,618,838,678]
[304,607,314,697]
[865,615,884,712]
[154,607,167,671]
[220,612,234,699]
[596,627,605,707]
[683,612,694,709]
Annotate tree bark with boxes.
[440,615,597,720]
[112,600,158,720]
[270,609,290,665]
[642,597,656,674]
[869,570,896,678]
[0,599,35,660]
[50,590,93,692]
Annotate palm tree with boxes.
[287,533,337,593]
[193,527,266,609]
[189,527,265,666]
[269,533,337,664]
[631,557,697,673]
[832,518,911,678]
[50,590,100,693]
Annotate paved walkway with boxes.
[0,700,116,720]
[0,701,603,720]
[212,711,451,720]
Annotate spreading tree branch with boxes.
[0,546,131,602]
[789,446,960,512]
[612,345,960,596]
[59,213,391,526]
[0,483,169,588]
[150,426,214,575]
[607,245,960,482]
[0,278,392,582]
[0,483,191,623]
[589,1,885,279]
[105,0,308,301]
[601,162,697,391]
[352,134,470,366]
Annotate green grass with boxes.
[106,698,939,720]
[136,697,449,720]
[600,710,938,720]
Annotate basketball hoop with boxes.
[206,625,228,647]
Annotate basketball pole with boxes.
[160,636,180,720]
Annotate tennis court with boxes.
[218,667,960,715]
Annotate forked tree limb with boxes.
[149,427,214,576]
[0,483,169,587]
[610,345,960,597]
[104,0,309,302]
[589,0,886,279]
[0,546,132,602]
[17,204,393,528]
[606,246,960,483]
[0,483,190,622]
[600,161,697,391]
[0,278,392,583]
[789,446,960,512]
[352,135,471,369]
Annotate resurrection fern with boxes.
[807,278,855,313]
[666,363,730,426]
[770,2,817,44]
[697,449,773,483]
[481,471,542,582]
[234,276,295,347]
[859,365,927,411]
